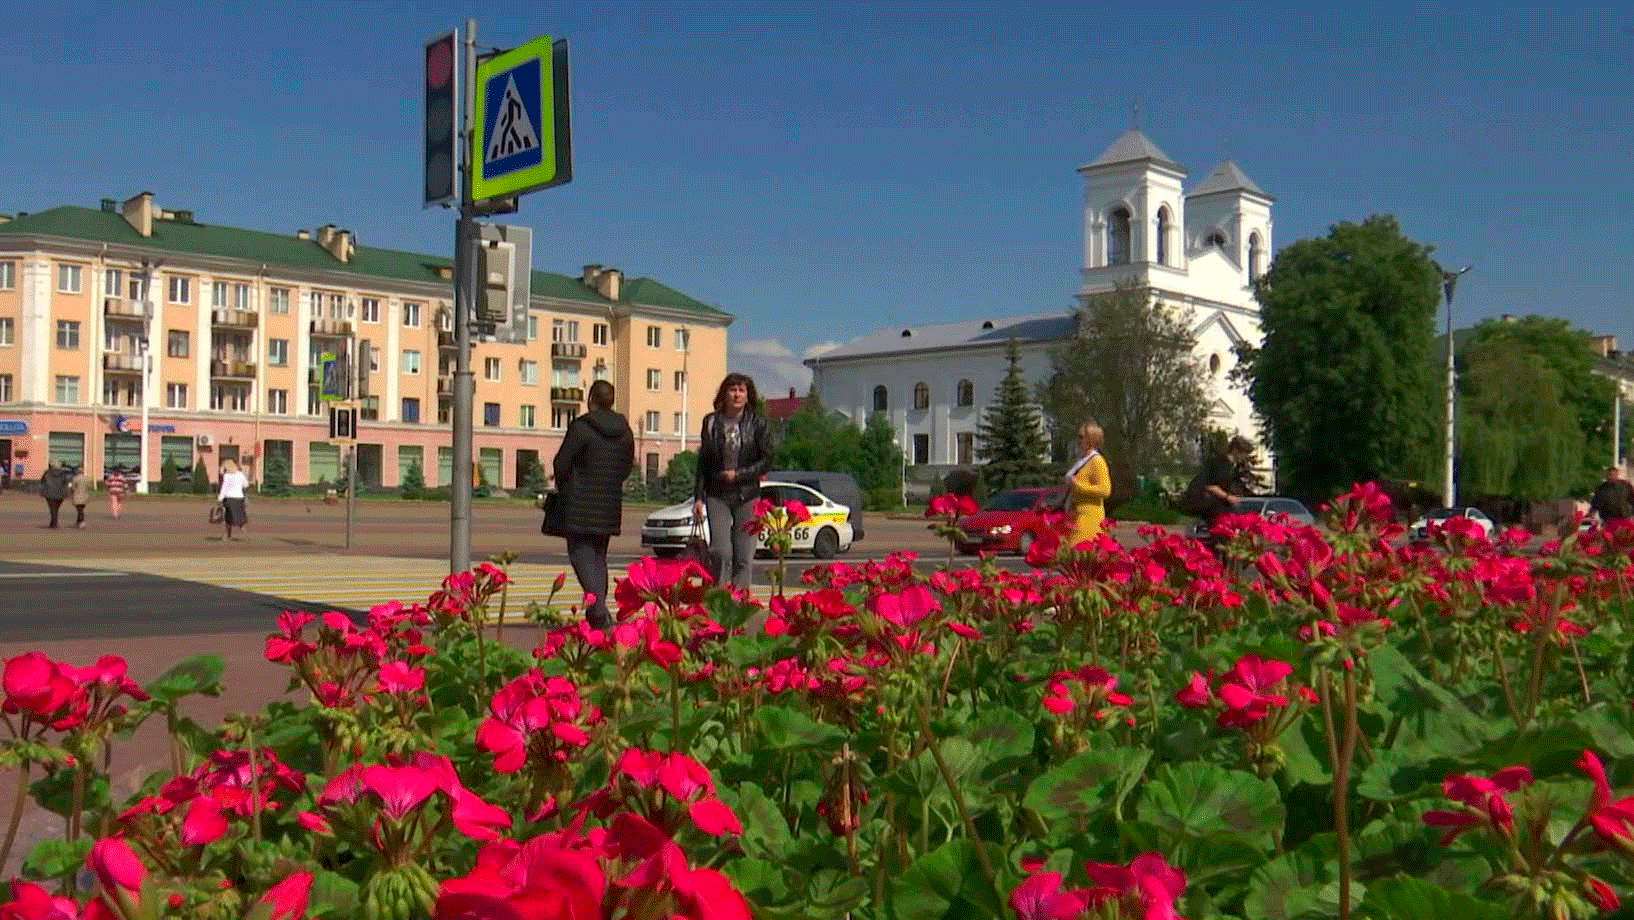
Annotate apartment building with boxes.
[0,192,731,489]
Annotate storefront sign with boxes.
[0,420,27,436]
[110,415,175,434]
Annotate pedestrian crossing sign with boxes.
[471,35,573,203]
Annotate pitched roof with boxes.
[1188,160,1274,201]
[806,312,1074,364]
[1081,130,1184,172]
[0,205,731,320]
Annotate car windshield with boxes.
[983,490,1042,512]
[1425,508,1464,520]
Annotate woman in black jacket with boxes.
[552,380,635,628]
[692,373,773,589]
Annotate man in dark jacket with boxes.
[1590,466,1634,523]
[40,463,72,529]
[552,381,635,629]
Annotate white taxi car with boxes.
[641,481,855,560]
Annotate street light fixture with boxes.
[1435,262,1472,507]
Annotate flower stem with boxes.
[1336,671,1360,920]
[0,761,30,872]
[914,702,995,884]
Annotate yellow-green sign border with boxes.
[470,35,557,203]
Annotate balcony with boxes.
[103,351,142,373]
[437,374,452,395]
[550,386,584,404]
[210,359,257,379]
[310,318,352,337]
[550,342,587,359]
[438,330,456,350]
[104,297,145,320]
[211,308,258,329]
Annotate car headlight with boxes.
[989,525,1012,535]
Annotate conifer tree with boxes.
[976,339,1050,493]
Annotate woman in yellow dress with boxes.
[1065,421,1112,547]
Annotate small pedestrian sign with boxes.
[470,35,572,203]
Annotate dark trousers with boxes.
[566,533,613,629]
[45,498,62,528]
[705,495,758,590]
[74,504,86,526]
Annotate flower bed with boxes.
[4,484,1634,920]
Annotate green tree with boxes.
[261,456,292,497]
[400,461,426,500]
[191,459,211,495]
[157,460,179,494]
[1456,338,1585,500]
[855,413,904,509]
[977,339,1051,494]
[518,456,548,497]
[1235,215,1442,500]
[775,388,865,474]
[1040,280,1209,476]
[660,451,699,504]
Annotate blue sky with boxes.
[3,1,1631,395]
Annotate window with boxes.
[1248,232,1264,281]
[1206,230,1228,249]
[644,410,661,433]
[646,369,661,391]
[0,261,13,290]
[957,432,975,465]
[401,302,421,327]
[956,379,974,407]
[268,287,290,314]
[168,276,191,304]
[1155,206,1171,266]
[55,321,80,350]
[872,385,888,413]
[397,445,423,483]
[552,319,579,343]
[520,360,538,385]
[483,402,500,427]
[401,397,421,423]
[105,380,140,406]
[234,283,250,309]
[673,411,684,434]
[646,452,660,484]
[329,294,347,319]
[266,389,288,415]
[48,432,85,469]
[646,325,662,348]
[403,349,422,375]
[166,383,188,409]
[527,315,539,341]
[1107,207,1132,266]
[210,384,249,411]
[552,406,578,429]
[360,298,380,323]
[592,323,608,346]
[105,269,122,296]
[913,433,930,465]
[0,318,10,346]
[212,281,229,308]
[0,374,11,402]
[167,330,189,358]
[54,375,81,403]
[479,448,503,487]
[519,405,536,428]
[268,338,288,366]
[913,382,929,411]
[56,263,82,293]
[483,357,500,381]
[309,442,341,484]
[673,370,686,391]
[592,363,607,382]
[675,328,689,351]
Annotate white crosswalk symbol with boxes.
[485,74,540,163]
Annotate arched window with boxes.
[956,379,974,407]
[913,382,930,411]
[1248,232,1263,281]
[1154,206,1171,266]
[1206,230,1228,250]
[1107,207,1132,266]
[872,385,888,413]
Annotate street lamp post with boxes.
[1437,263,1472,507]
[135,258,161,494]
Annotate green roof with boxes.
[0,205,731,320]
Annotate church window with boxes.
[1248,232,1264,281]
[1155,206,1171,266]
[913,382,930,411]
[1107,207,1132,266]
[955,379,974,407]
[872,385,888,413]
[1206,230,1228,249]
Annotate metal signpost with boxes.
[425,20,572,574]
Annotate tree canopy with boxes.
[1456,337,1585,501]
[1235,215,1442,501]
[977,339,1051,494]
[772,388,903,499]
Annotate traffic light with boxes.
[476,239,513,325]
[424,30,459,208]
[329,406,356,441]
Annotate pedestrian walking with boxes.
[39,463,70,529]
[550,380,635,630]
[69,466,92,529]
[692,373,773,590]
[1064,421,1112,548]
[105,467,127,519]
[217,458,249,541]
[1589,466,1634,523]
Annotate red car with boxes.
[954,487,1066,555]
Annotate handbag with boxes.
[682,514,713,573]
[208,503,225,525]
[541,490,567,537]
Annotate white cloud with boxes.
[727,338,842,399]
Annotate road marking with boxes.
[0,570,127,579]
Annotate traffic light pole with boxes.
[450,18,479,574]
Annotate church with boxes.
[805,128,1271,474]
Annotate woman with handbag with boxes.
[550,381,635,629]
[217,458,249,541]
[692,373,773,590]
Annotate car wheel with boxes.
[1016,532,1035,556]
[812,527,840,559]
[653,548,681,560]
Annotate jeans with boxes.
[45,499,61,528]
[74,504,86,526]
[705,495,757,591]
[566,533,613,629]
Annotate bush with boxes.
[157,461,179,494]
[1110,494,1181,524]
[261,456,292,497]
[401,461,426,500]
[473,463,491,499]
[518,457,548,498]
[190,459,211,495]
[865,485,902,511]
[661,451,698,504]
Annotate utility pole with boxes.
[135,258,159,494]
[1437,263,1471,507]
[450,18,479,574]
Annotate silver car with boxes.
[1190,496,1317,538]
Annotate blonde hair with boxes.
[1078,421,1104,450]
[221,458,239,474]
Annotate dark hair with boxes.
[712,373,759,413]
[1228,435,1255,455]
[588,379,615,410]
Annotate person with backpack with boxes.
[1182,435,1256,533]
[692,373,773,590]
[1064,420,1112,548]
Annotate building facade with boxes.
[0,193,731,490]
[807,129,1271,470]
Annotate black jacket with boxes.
[1590,479,1634,521]
[40,467,70,501]
[694,410,773,505]
[552,409,636,536]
